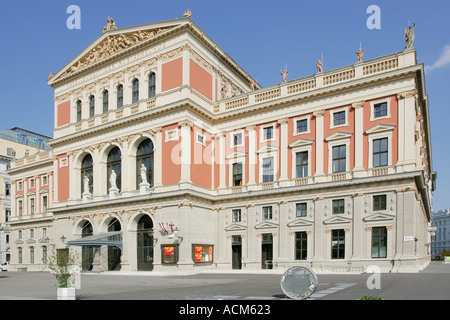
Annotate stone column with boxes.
[313,110,325,182]
[278,118,289,185]
[153,127,163,189]
[179,120,193,185]
[397,90,418,172]
[352,101,365,176]
[246,125,256,188]
[218,132,226,190]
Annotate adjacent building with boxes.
[431,209,450,257]
[7,16,436,273]
[0,128,50,264]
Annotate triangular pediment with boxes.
[365,123,396,134]
[325,131,353,141]
[289,138,314,148]
[287,218,313,227]
[363,212,395,222]
[48,19,185,84]
[226,151,247,160]
[255,220,278,230]
[323,215,352,225]
[256,145,279,154]
[225,223,247,232]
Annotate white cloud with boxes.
[425,44,450,73]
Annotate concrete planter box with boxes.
[57,287,76,300]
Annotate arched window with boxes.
[136,139,154,188]
[76,100,82,122]
[81,154,93,194]
[117,84,123,108]
[103,90,109,113]
[89,95,95,118]
[132,79,139,104]
[81,221,94,271]
[148,73,156,98]
[107,147,122,191]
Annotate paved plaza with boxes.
[0,261,450,301]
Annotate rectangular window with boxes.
[374,102,388,118]
[372,227,387,258]
[42,196,48,213]
[332,199,345,214]
[232,209,241,223]
[331,229,345,259]
[43,227,47,238]
[262,157,274,182]
[232,133,242,146]
[373,138,388,167]
[262,206,272,220]
[373,195,387,211]
[296,151,308,178]
[295,232,308,260]
[30,229,34,239]
[333,111,346,126]
[5,183,10,196]
[296,119,308,133]
[18,200,23,216]
[30,247,34,264]
[30,179,35,188]
[42,247,48,264]
[18,248,22,264]
[30,198,35,214]
[332,145,346,173]
[18,181,23,191]
[42,176,48,186]
[296,203,307,217]
[233,162,243,186]
[263,126,274,140]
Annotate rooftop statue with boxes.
[404,22,416,49]
[103,17,118,33]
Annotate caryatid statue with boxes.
[404,22,416,49]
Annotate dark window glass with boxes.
[295,232,307,260]
[89,95,95,118]
[117,85,124,108]
[296,119,308,133]
[332,145,346,173]
[373,195,387,211]
[333,111,345,126]
[233,162,243,186]
[263,157,274,182]
[372,227,387,258]
[331,229,345,259]
[374,102,387,118]
[373,138,388,167]
[107,147,122,191]
[296,203,307,217]
[296,151,308,178]
[332,199,345,214]
[103,90,109,113]
[149,73,156,98]
[132,79,139,104]
[136,139,154,189]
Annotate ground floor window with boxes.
[295,232,307,260]
[192,244,214,264]
[331,229,345,259]
[372,227,387,258]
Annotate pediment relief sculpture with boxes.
[59,26,172,79]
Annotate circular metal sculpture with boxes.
[280,266,318,300]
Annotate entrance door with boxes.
[261,234,273,269]
[232,236,242,270]
[137,215,154,271]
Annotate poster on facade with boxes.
[193,245,214,263]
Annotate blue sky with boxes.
[0,0,449,211]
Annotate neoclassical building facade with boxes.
[8,16,436,273]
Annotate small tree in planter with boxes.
[45,248,81,300]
